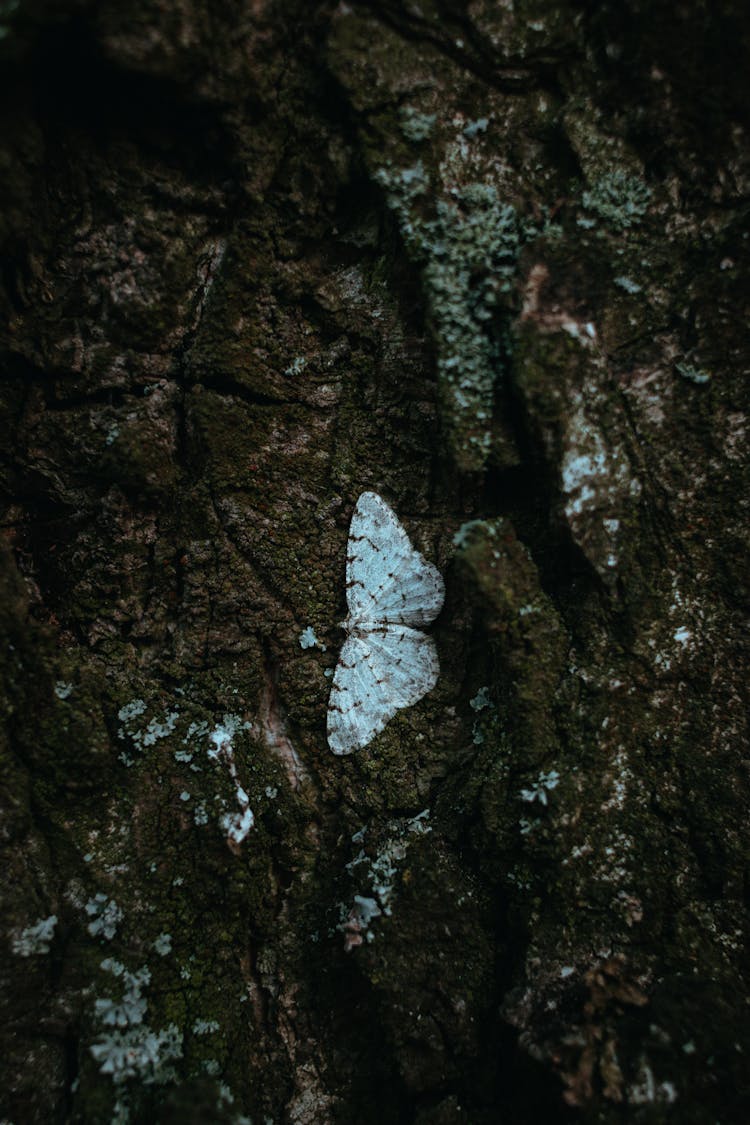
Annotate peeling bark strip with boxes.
[1,1,749,1123]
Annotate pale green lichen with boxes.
[469,685,498,745]
[117,699,163,766]
[463,117,488,138]
[519,769,560,806]
[399,106,436,142]
[581,170,652,231]
[676,361,711,385]
[117,699,146,725]
[95,965,149,1028]
[193,801,209,826]
[299,625,324,650]
[340,812,433,947]
[614,275,642,294]
[153,933,172,957]
[453,518,496,548]
[284,355,307,376]
[375,165,521,468]
[470,686,491,712]
[90,1025,182,1084]
[90,958,183,1116]
[86,894,123,940]
[12,914,57,956]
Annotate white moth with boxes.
[327,491,445,755]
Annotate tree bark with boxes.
[1,1,748,1122]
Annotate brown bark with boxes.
[1,2,748,1122]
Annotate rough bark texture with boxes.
[1,1,748,1123]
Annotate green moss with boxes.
[100,420,178,500]
[351,836,495,1091]
[457,517,567,780]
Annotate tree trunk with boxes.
[1,1,748,1122]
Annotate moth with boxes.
[327,491,445,754]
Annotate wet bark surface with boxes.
[1,2,749,1122]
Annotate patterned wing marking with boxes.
[345,491,444,628]
[327,625,439,755]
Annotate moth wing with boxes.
[346,491,444,627]
[327,625,439,755]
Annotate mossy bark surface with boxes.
[1,2,749,1122]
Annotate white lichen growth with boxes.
[350,895,382,928]
[54,681,74,700]
[628,1058,679,1106]
[469,685,498,745]
[221,804,255,845]
[94,965,150,1028]
[208,717,255,847]
[90,958,182,1098]
[117,699,146,725]
[116,699,180,767]
[676,361,711,385]
[90,1024,182,1084]
[453,519,495,549]
[341,811,431,949]
[12,914,57,956]
[520,769,560,806]
[284,355,307,377]
[470,686,491,711]
[560,397,641,578]
[153,933,172,957]
[140,713,180,747]
[299,626,325,651]
[86,894,123,940]
[614,275,642,294]
[463,117,488,138]
[399,105,437,142]
[183,719,210,745]
[562,445,610,519]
